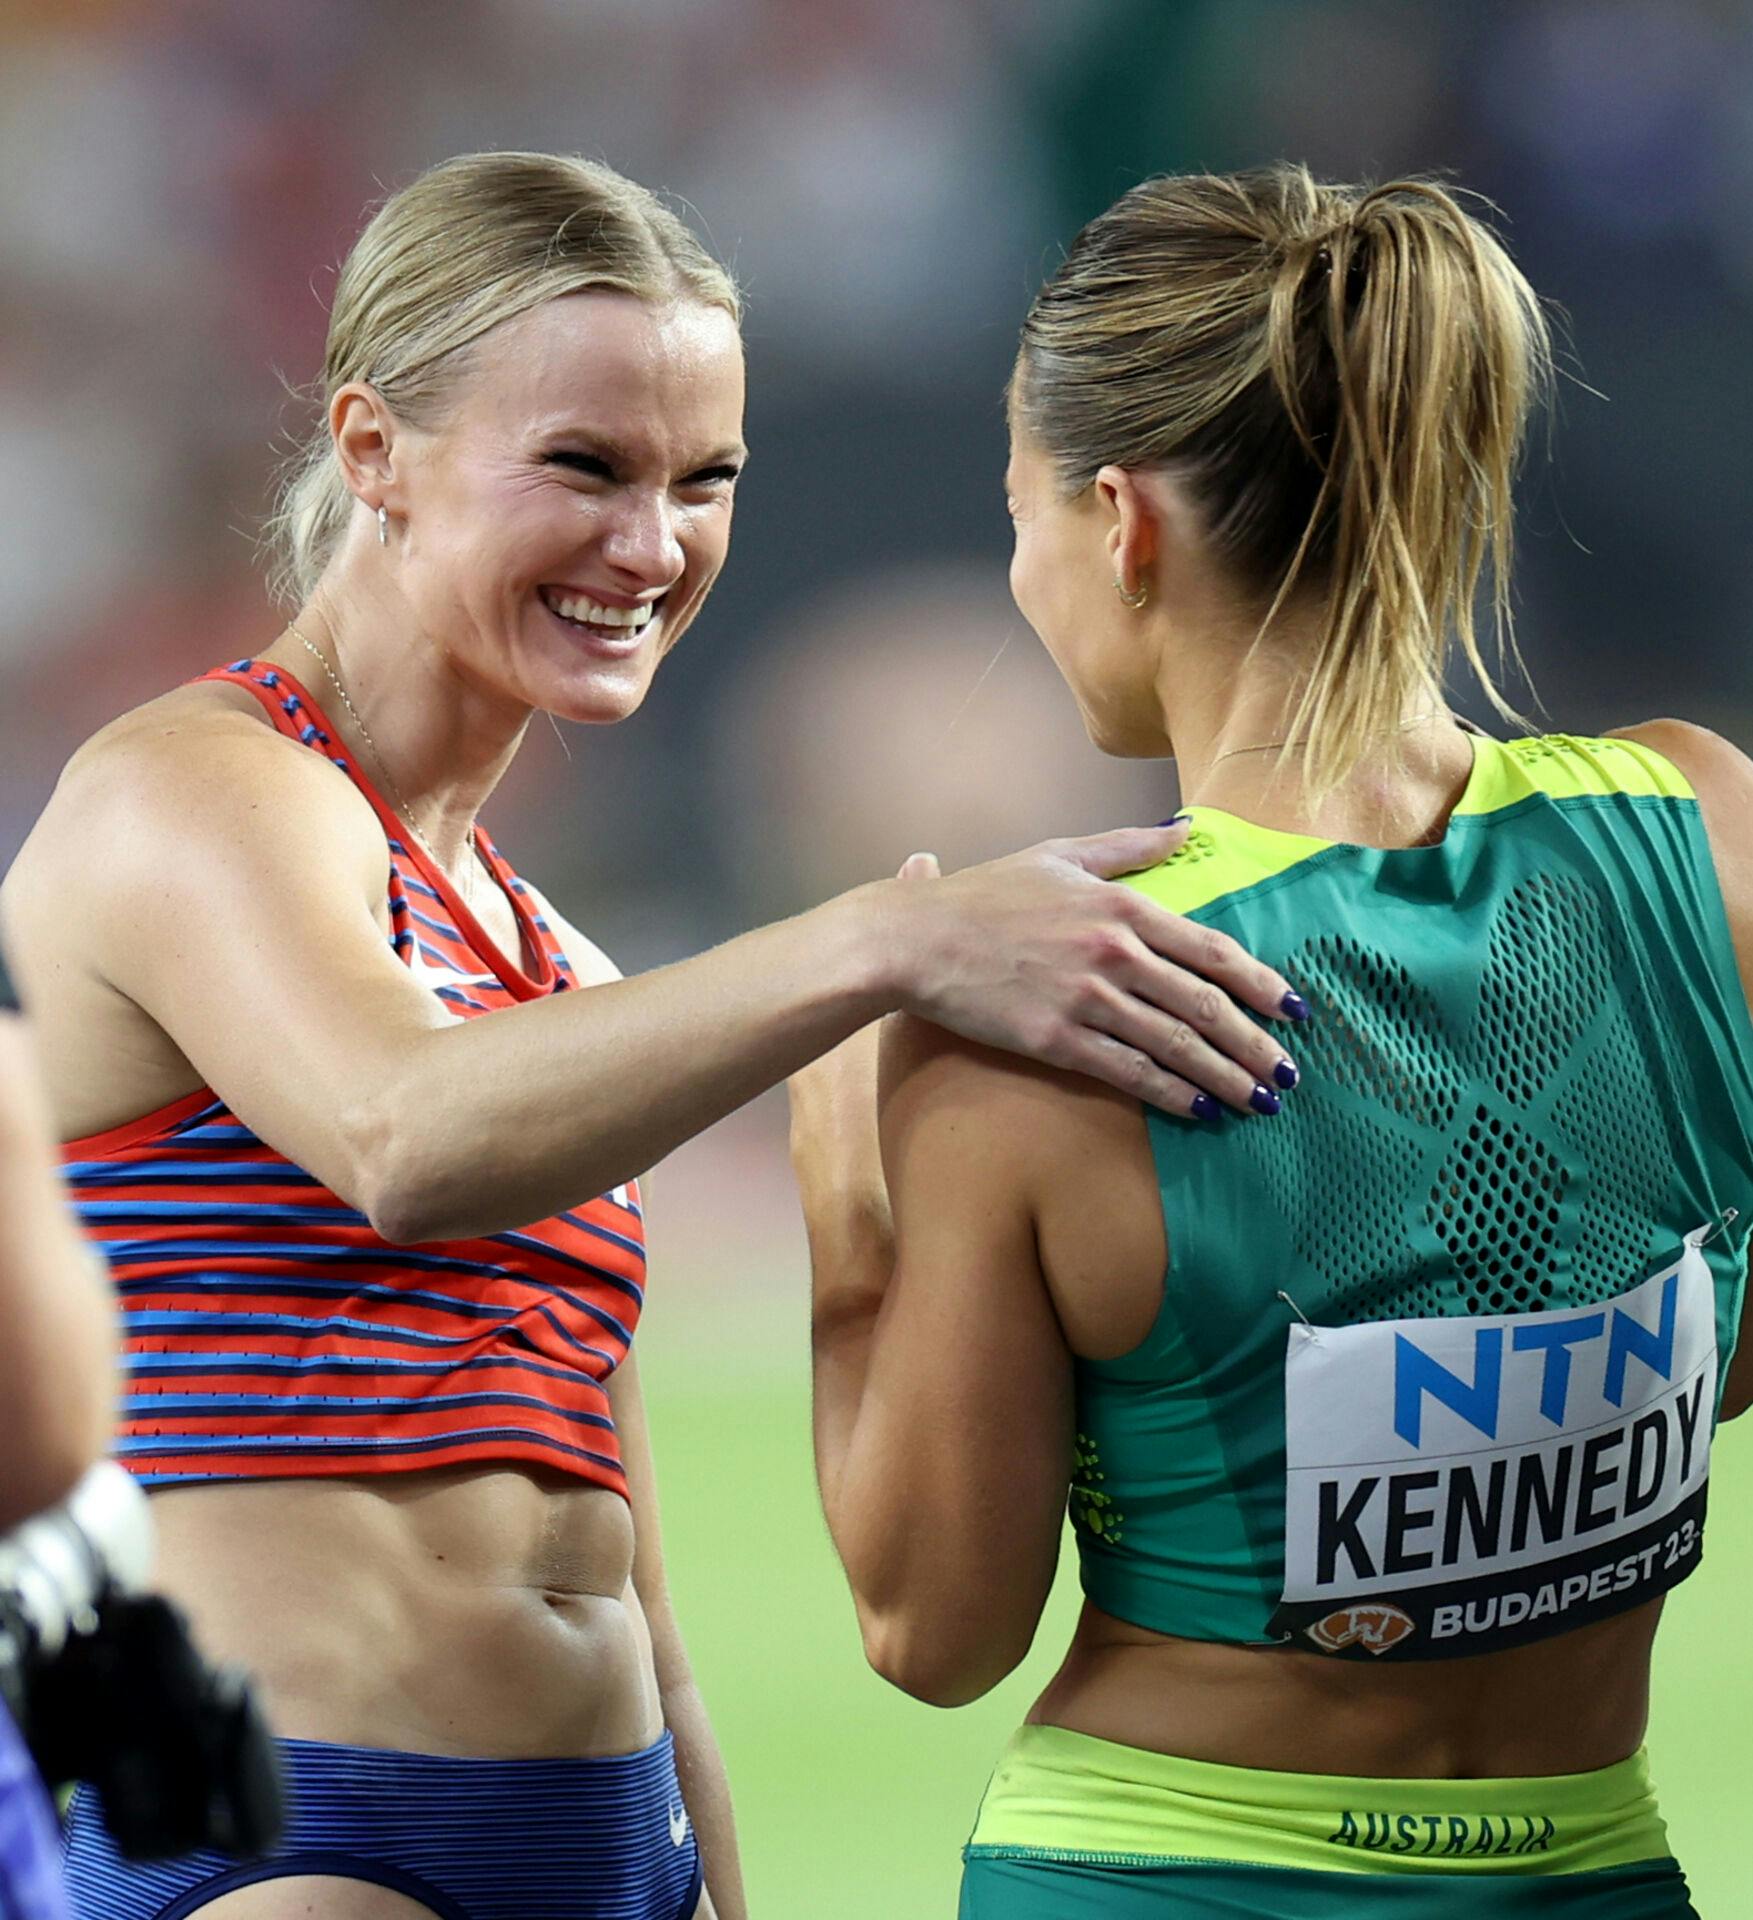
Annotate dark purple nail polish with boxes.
[1191,1093,1220,1121]
[1250,1084,1282,1116]
[1280,990,1311,1021]
[1273,1059,1299,1091]
[1156,813,1190,827]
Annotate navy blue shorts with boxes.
[62,1731,701,1920]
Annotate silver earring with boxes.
[377,505,389,547]
[1114,576,1147,609]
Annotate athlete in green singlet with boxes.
[789,166,1753,1917]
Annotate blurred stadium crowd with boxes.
[2,0,1751,960]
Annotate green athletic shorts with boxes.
[958,1727,1698,1918]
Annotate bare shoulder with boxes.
[66,679,375,833]
[1607,718,1753,817]
[878,1015,1138,1158]
[0,679,393,1135]
[514,877,623,989]
[7,682,376,978]
[8,680,385,918]
[1608,717,1753,889]
[1611,718,1753,997]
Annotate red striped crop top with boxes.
[59,658,644,1495]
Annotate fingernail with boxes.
[1155,813,1189,827]
[1190,1093,1220,1122]
[1273,1058,1299,1090]
[1280,990,1311,1021]
[1250,1084,1282,1116]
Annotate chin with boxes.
[517,630,669,727]
[1079,704,1166,760]
[542,667,658,728]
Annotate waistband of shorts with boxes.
[269,1731,673,1767]
[963,1726,1670,1877]
[63,1728,675,1827]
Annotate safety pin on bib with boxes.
[1697,1206,1740,1249]
[1277,1289,1324,1344]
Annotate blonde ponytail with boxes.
[1015,165,1553,797]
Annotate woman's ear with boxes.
[329,383,397,513]
[1095,464,1161,599]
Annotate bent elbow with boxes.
[362,1189,429,1248]
[860,1610,1027,1709]
[363,1165,490,1246]
[347,1089,447,1245]
[359,1150,450,1246]
[353,1160,420,1247]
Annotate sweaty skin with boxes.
[793,717,1753,1782]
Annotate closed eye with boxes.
[546,451,742,488]
[547,451,616,480]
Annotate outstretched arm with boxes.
[6,715,1304,1243]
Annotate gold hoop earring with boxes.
[1113,577,1148,609]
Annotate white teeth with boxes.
[543,588,655,631]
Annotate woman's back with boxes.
[1078,729,1753,1666]
[1020,724,1753,1782]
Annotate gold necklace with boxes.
[1207,709,1447,770]
[288,625,482,913]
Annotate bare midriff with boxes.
[148,1466,661,1759]
[1028,1597,1663,1780]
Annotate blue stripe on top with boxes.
[118,1427,622,1466]
[122,1390,617,1430]
[127,1349,596,1387]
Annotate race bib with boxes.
[1272,1231,1717,1659]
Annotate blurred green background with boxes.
[644,1119,1752,1919]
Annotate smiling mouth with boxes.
[538,585,664,641]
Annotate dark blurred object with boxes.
[0,1463,284,1861]
[0,946,19,1014]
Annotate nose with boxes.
[600,489,684,593]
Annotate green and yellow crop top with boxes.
[1079,732,1753,1661]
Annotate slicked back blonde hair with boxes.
[265,151,741,607]
[1015,164,1552,798]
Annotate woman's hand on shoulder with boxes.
[867,825,1304,1118]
